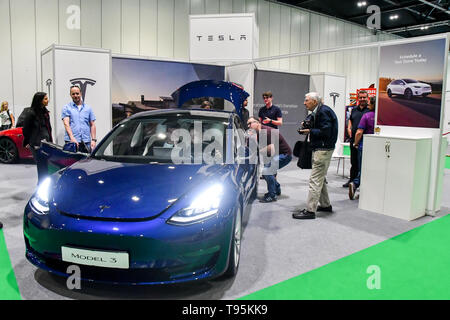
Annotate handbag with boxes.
[293,135,312,169]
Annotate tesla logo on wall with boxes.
[70,78,96,101]
[196,34,248,42]
[190,14,255,61]
[330,92,340,108]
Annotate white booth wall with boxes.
[41,46,112,145]
[309,73,347,156]
[446,55,450,145]
[0,0,400,118]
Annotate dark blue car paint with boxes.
[23,81,257,284]
[171,80,249,119]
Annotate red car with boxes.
[0,127,33,164]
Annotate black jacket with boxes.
[309,104,338,151]
[241,108,250,130]
[22,108,53,148]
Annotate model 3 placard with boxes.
[62,246,129,269]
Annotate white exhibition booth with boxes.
[41,45,111,146]
[309,73,347,156]
[359,35,448,220]
[39,13,448,221]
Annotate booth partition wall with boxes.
[0,0,400,119]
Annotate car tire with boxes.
[404,88,412,100]
[0,137,19,164]
[223,205,242,277]
[387,89,392,97]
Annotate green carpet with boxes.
[0,230,21,300]
[343,145,350,156]
[240,214,450,300]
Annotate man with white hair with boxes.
[293,92,338,220]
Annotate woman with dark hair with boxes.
[22,92,53,183]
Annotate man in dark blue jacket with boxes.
[293,92,338,220]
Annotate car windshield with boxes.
[403,79,419,84]
[92,114,229,164]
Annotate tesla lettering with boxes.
[196,35,247,42]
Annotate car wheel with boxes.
[387,89,392,97]
[0,137,19,164]
[223,205,242,277]
[404,88,412,100]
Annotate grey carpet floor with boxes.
[1,158,448,300]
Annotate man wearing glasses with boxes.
[258,91,283,129]
[247,117,292,203]
[293,92,338,220]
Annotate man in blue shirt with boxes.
[258,91,283,129]
[62,85,97,152]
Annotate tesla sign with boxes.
[190,13,257,62]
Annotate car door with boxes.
[36,141,88,181]
[233,117,255,202]
[396,80,407,94]
[390,80,400,94]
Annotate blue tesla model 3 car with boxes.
[23,80,258,284]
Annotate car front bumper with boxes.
[412,88,432,95]
[23,203,235,285]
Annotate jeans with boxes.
[262,153,292,197]
[349,143,360,181]
[352,146,363,188]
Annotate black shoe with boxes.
[265,191,281,197]
[260,195,277,203]
[292,209,316,219]
[317,205,332,212]
[342,181,350,188]
[349,182,356,200]
[0,221,3,229]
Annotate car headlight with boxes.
[168,184,223,224]
[413,86,421,88]
[30,177,52,214]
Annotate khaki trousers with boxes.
[306,149,334,213]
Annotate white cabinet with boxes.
[359,135,432,221]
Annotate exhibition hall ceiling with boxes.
[279,0,450,38]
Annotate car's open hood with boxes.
[53,159,226,221]
[171,80,249,119]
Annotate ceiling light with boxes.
[389,14,399,20]
[357,1,367,7]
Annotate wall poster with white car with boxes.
[378,38,447,128]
